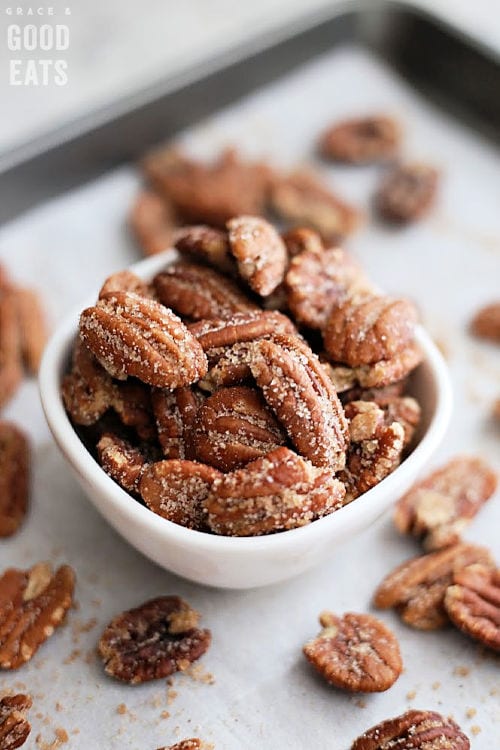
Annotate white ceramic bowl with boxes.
[39,251,452,589]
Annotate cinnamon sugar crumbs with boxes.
[184,663,215,685]
[466,708,477,719]
[471,725,481,736]
[432,681,441,690]
[160,710,170,720]
[35,728,69,749]
[406,690,416,700]
[355,699,367,708]
[55,702,63,712]
[454,666,470,677]
[63,649,81,664]
[167,689,178,705]
[117,703,127,715]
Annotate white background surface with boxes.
[0,39,499,748]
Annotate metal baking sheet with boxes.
[0,3,499,748]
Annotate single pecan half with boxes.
[281,226,324,257]
[189,310,296,358]
[192,386,286,471]
[319,116,401,164]
[62,338,116,425]
[98,596,211,684]
[159,740,204,750]
[324,295,418,367]
[152,387,204,459]
[97,433,155,494]
[351,709,470,750]
[174,225,236,275]
[0,562,75,668]
[382,395,421,448]
[140,459,221,530]
[445,564,500,651]
[394,456,497,550]
[285,246,372,329]
[0,289,23,409]
[322,341,423,391]
[205,447,345,536]
[0,423,30,538]
[340,379,408,406]
[153,261,257,320]
[376,163,439,223]
[303,611,402,692]
[226,215,287,296]
[470,302,500,343]
[373,543,494,630]
[99,270,152,299]
[79,291,208,388]
[111,380,157,441]
[0,694,32,749]
[270,169,361,241]
[13,288,47,374]
[129,190,176,257]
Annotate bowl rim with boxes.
[39,250,452,554]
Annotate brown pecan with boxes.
[249,335,349,469]
[324,295,418,366]
[97,433,155,494]
[382,395,421,448]
[62,338,115,425]
[340,402,404,503]
[12,288,47,374]
[174,225,236,275]
[285,247,372,329]
[319,116,401,164]
[351,710,470,750]
[140,459,221,529]
[493,397,500,420]
[0,289,22,409]
[340,379,408,406]
[205,447,345,536]
[153,261,257,320]
[79,291,208,388]
[376,163,439,223]
[98,596,211,684]
[470,302,500,343]
[0,694,32,749]
[226,215,287,296]
[303,611,402,693]
[281,226,324,258]
[445,564,500,651]
[0,562,75,668]
[373,543,494,630]
[189,310,296,358]
[270,169,361,241]
[0,423,30,538]
[129,190,176,257]
[159,740,204,750]
[99,270,152,299]
[143,146,272,227]
[111,380,156,440]
[323,341,423,391]
[152,387,204,459]
[394,456,497,550]
[192,386,286,471]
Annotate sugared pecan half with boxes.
[112,380,156,441]
[319,115,401,164]
[271,169,361,241]
[189,310,296,358]
[373,543,494,630]
[98,596,211,684]
[205,447,345,536]
[192,386,286,471]
[0,694,32,749]
[174,225,235,275]
[0,289,22,409]
[152,387,204,459]
[159,741,205,750]
[394,456,497,550]
[97,433,155,494]
[382,395,421,448]
[99,270,152,299]
[470,302,500,343]
[351,709,470,750]
[303,611,402,693]
[340,379,408,406]
[140,460,221,530]
[0,423,29,538]
[323,341,423,391]
[153,261,256,320]
[376,163,439,224]
[445,564,500,651]
[79,291,208,388]
[129,190,176,257]
[226,215,287,296]
[324,295,418,367]
[285,246,372,329]
[62,338,115,425]
[13,288,47,374]
[0,562,75,669]
[281,226,324,258]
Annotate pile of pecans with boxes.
[62,215,424,536]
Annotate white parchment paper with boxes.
[0,46,499,749]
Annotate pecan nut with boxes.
[174,224,236,275]
[324,295,418,366]
[322,341,423,391]
[140,460,221,530]
[0,289,22,409]
[152,387,204,459]
[129,190,176,257]
[192,385,286,471]
[351,709,470,750]
[281,226,324,258]
[98,596,211,683]
[13,288,47,374]
[97,433,156,494]
[303,611,402,692]
[62,338,115,425]
[79,291,208,388]
[445,564,500,651]
[376,163,439,223]
[0,422,30,538]
[189,310,296,358]
[394,456,497,550]
[373,543,494,630]
[99,270,152,299]
[153,261,257,320]
[0,694,32,749]
[205,447,345,536]
[227,215,287,296]
[159,741,205,750]
[470,302,500,343]
[382,395,421,448]
[0,563,75,668]
[319,115,401,164]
